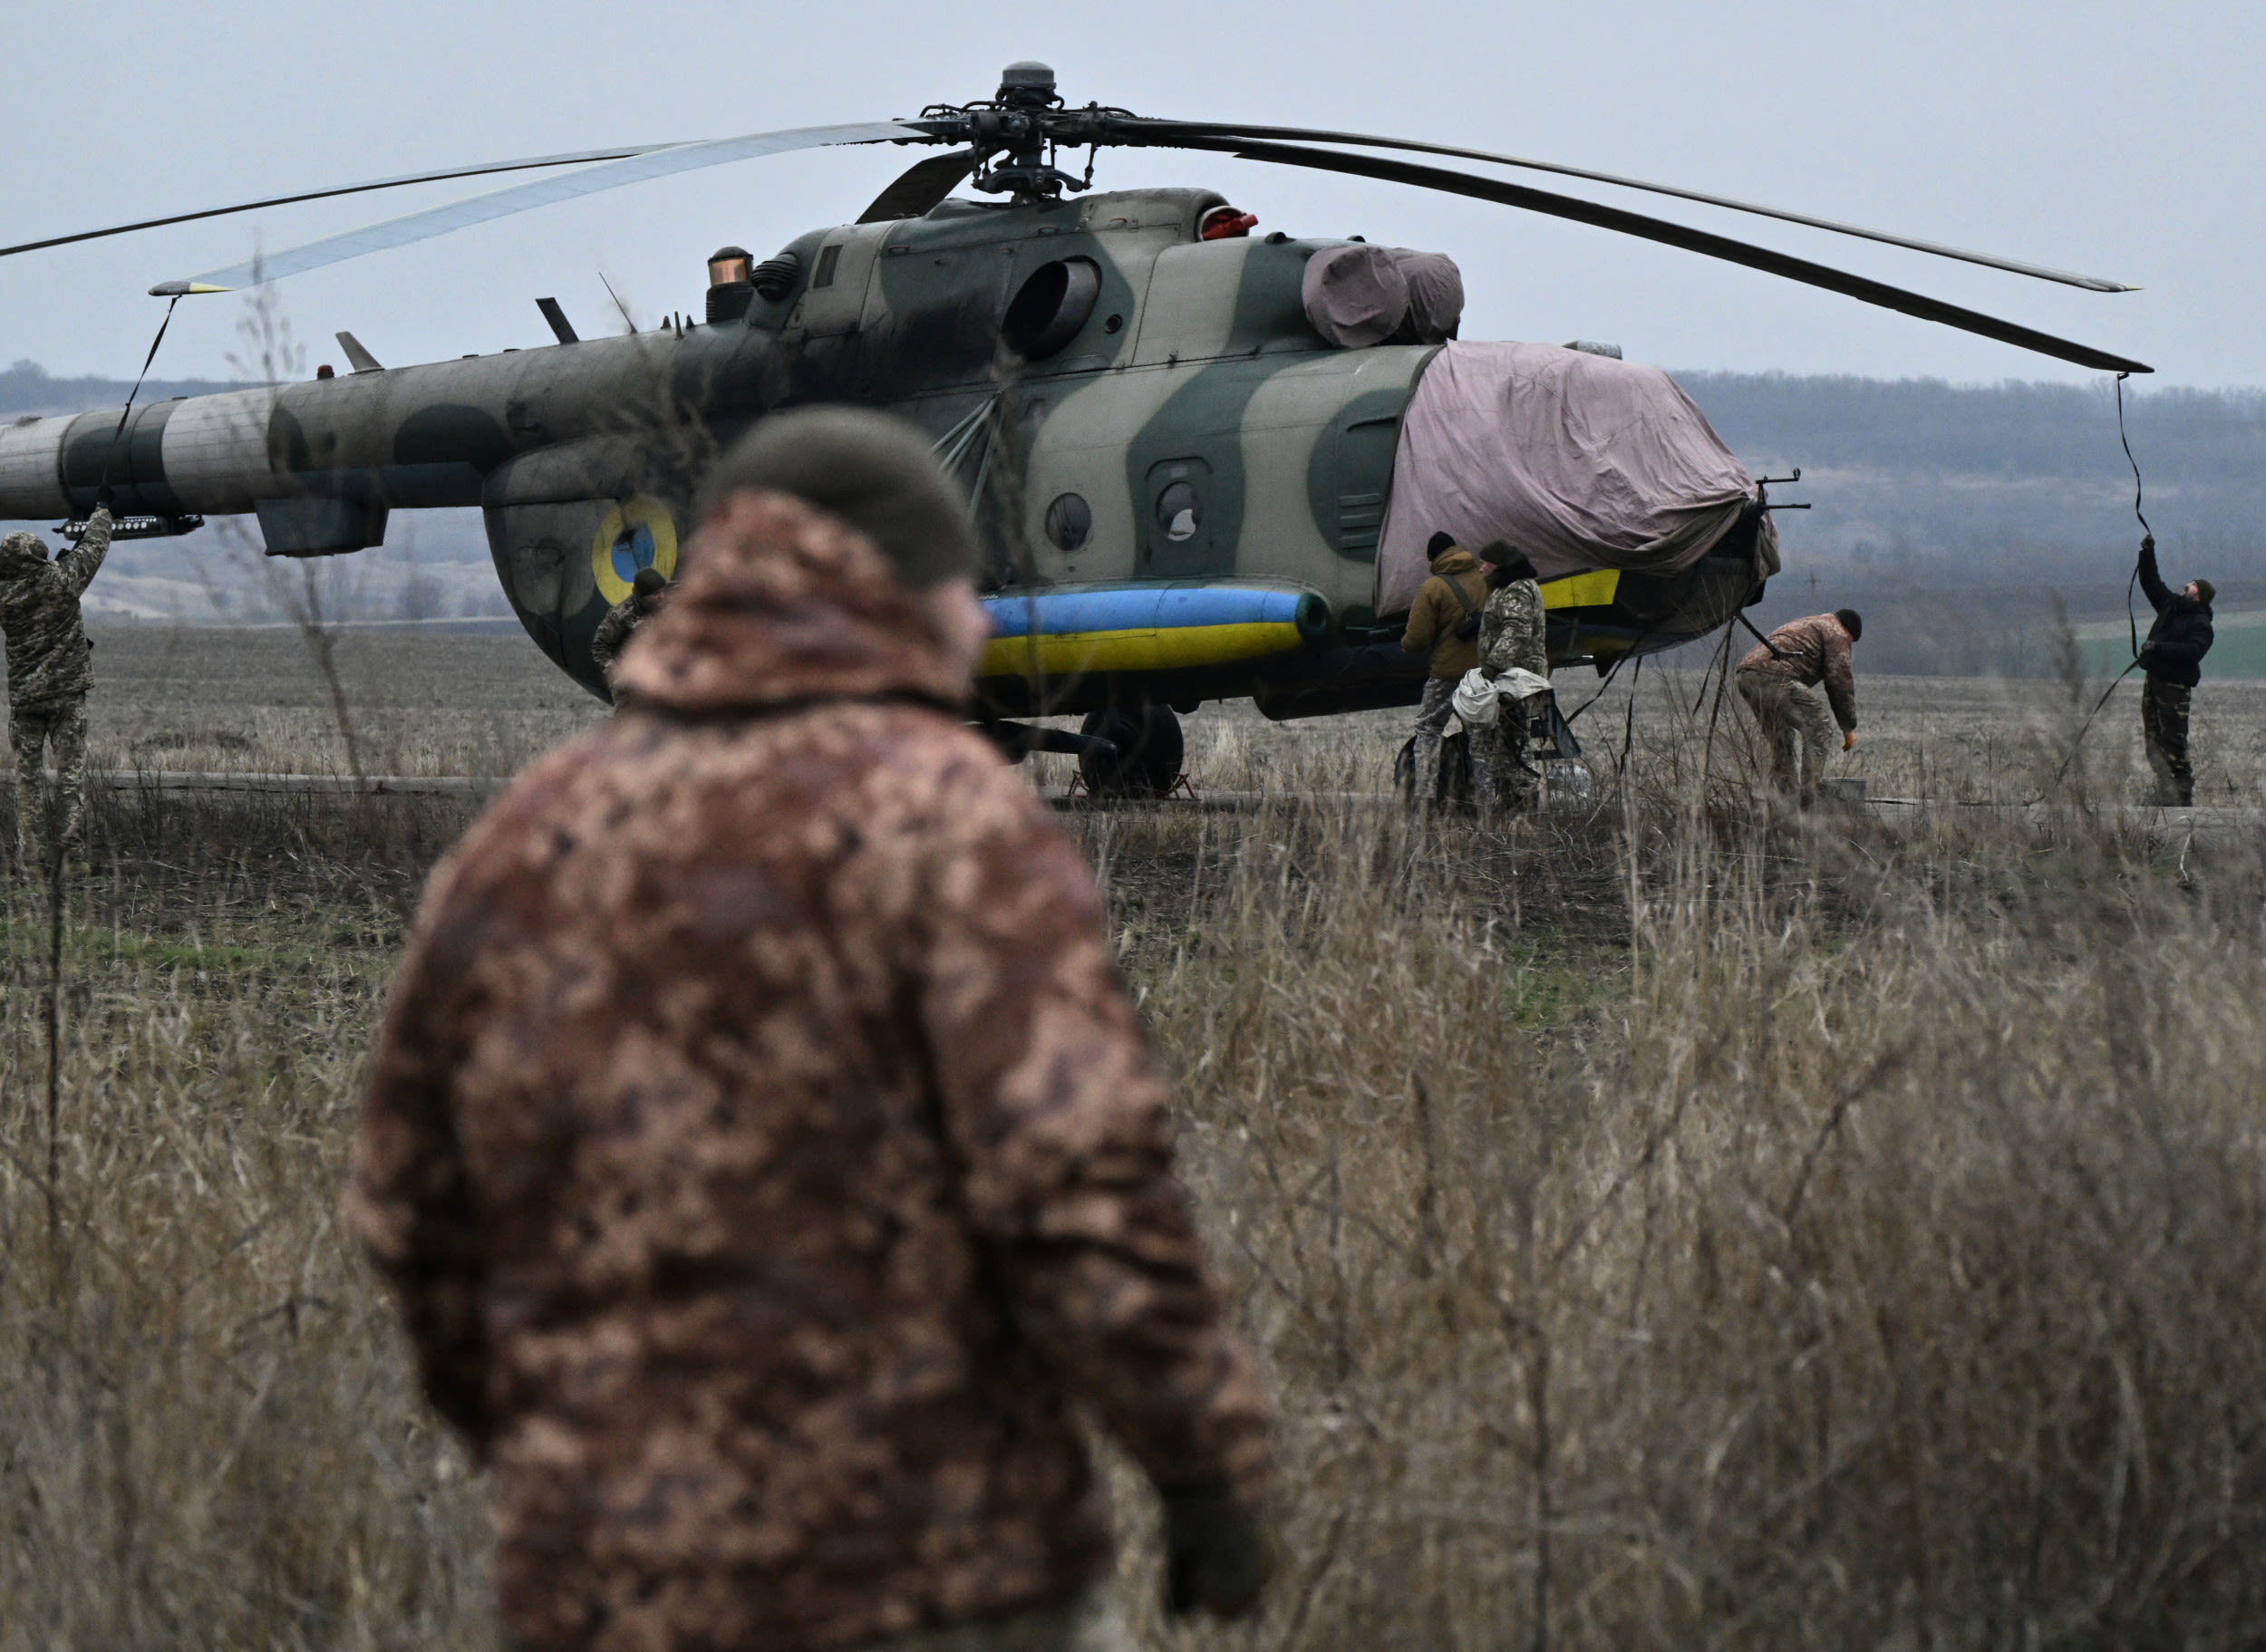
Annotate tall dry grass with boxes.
[1090,790,2266,1649]
[4,707,2265,1649]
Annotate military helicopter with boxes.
[0,63,2147,791]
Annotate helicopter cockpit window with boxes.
[1156,480,1201,542]
[1002,257,1102,361]
[1044,492,1092,551]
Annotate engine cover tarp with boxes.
[1376,341,1771,616]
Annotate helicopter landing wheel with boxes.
[1077,703,1184,797]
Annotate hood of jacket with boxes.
[1429,546,1479,577]
[611,488,971,715]
[0,532,48,580]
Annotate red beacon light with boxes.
[1199,207,1258,241]
[315,364,335,379]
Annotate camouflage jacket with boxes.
[587,591,661,680]
[0,508,111,710]
[348,491,1272,1652]
[1738,613,1858,731]
[1479,577,1547,681]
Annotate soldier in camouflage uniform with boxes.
[1474,546,1547,814]
[588,565,670,703]
[349,411,1273,1652]
[2,504,112,874]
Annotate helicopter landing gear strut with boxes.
[1077,702,1185,797]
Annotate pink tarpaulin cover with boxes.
[1376,342,1776,615]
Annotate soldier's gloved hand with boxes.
[2141,533,2155,556]
[1162,1483,1272,1619]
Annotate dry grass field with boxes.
[5,625,2266,1648]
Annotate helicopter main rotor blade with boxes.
[0,145,693,264]
[857,150,979,224]
[1173,136,2150,374]
[159,121,928,293]
[1117,119,2138,295]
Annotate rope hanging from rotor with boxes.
[93,294,181,496]
[2049,374,2155,788]
[2117,371,2151,662]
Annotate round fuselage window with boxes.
[1155,480,1201,542]
[1044,492,1092,551]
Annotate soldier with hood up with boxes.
[348,409,1273,1652]
[1,503,112,874]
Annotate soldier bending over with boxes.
[349,410,1273,1652]
[1,502,112,874]
[1736,608,1861,807]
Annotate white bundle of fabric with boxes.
[1451,666,1554,729]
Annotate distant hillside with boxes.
[1677,371,2266,591]
[1,358,249,417]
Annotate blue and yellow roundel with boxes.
[590,496,678,606]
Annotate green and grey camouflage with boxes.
[0,507,110,710]
[587,594,647,679]
[10,699,89,873]
[1479,576,1546,681]
[3,506,109,869]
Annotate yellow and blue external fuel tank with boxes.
[976,580,1331,681]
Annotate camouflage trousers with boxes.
[9,695,88,874]
[1409,678,1459,803]
[1469,699,1539,815]
[1737,671,1835,805]
[2142,676,2193,807]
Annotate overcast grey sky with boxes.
[5,0,2258,389]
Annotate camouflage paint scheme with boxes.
[0,186,1765,712]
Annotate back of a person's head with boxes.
[631,566,669,600]
[0,530,47,576]
[703,407,977,590]
[1834,607,1864,642]
[1426,531,1457,559]
[1481,541,1537,585]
